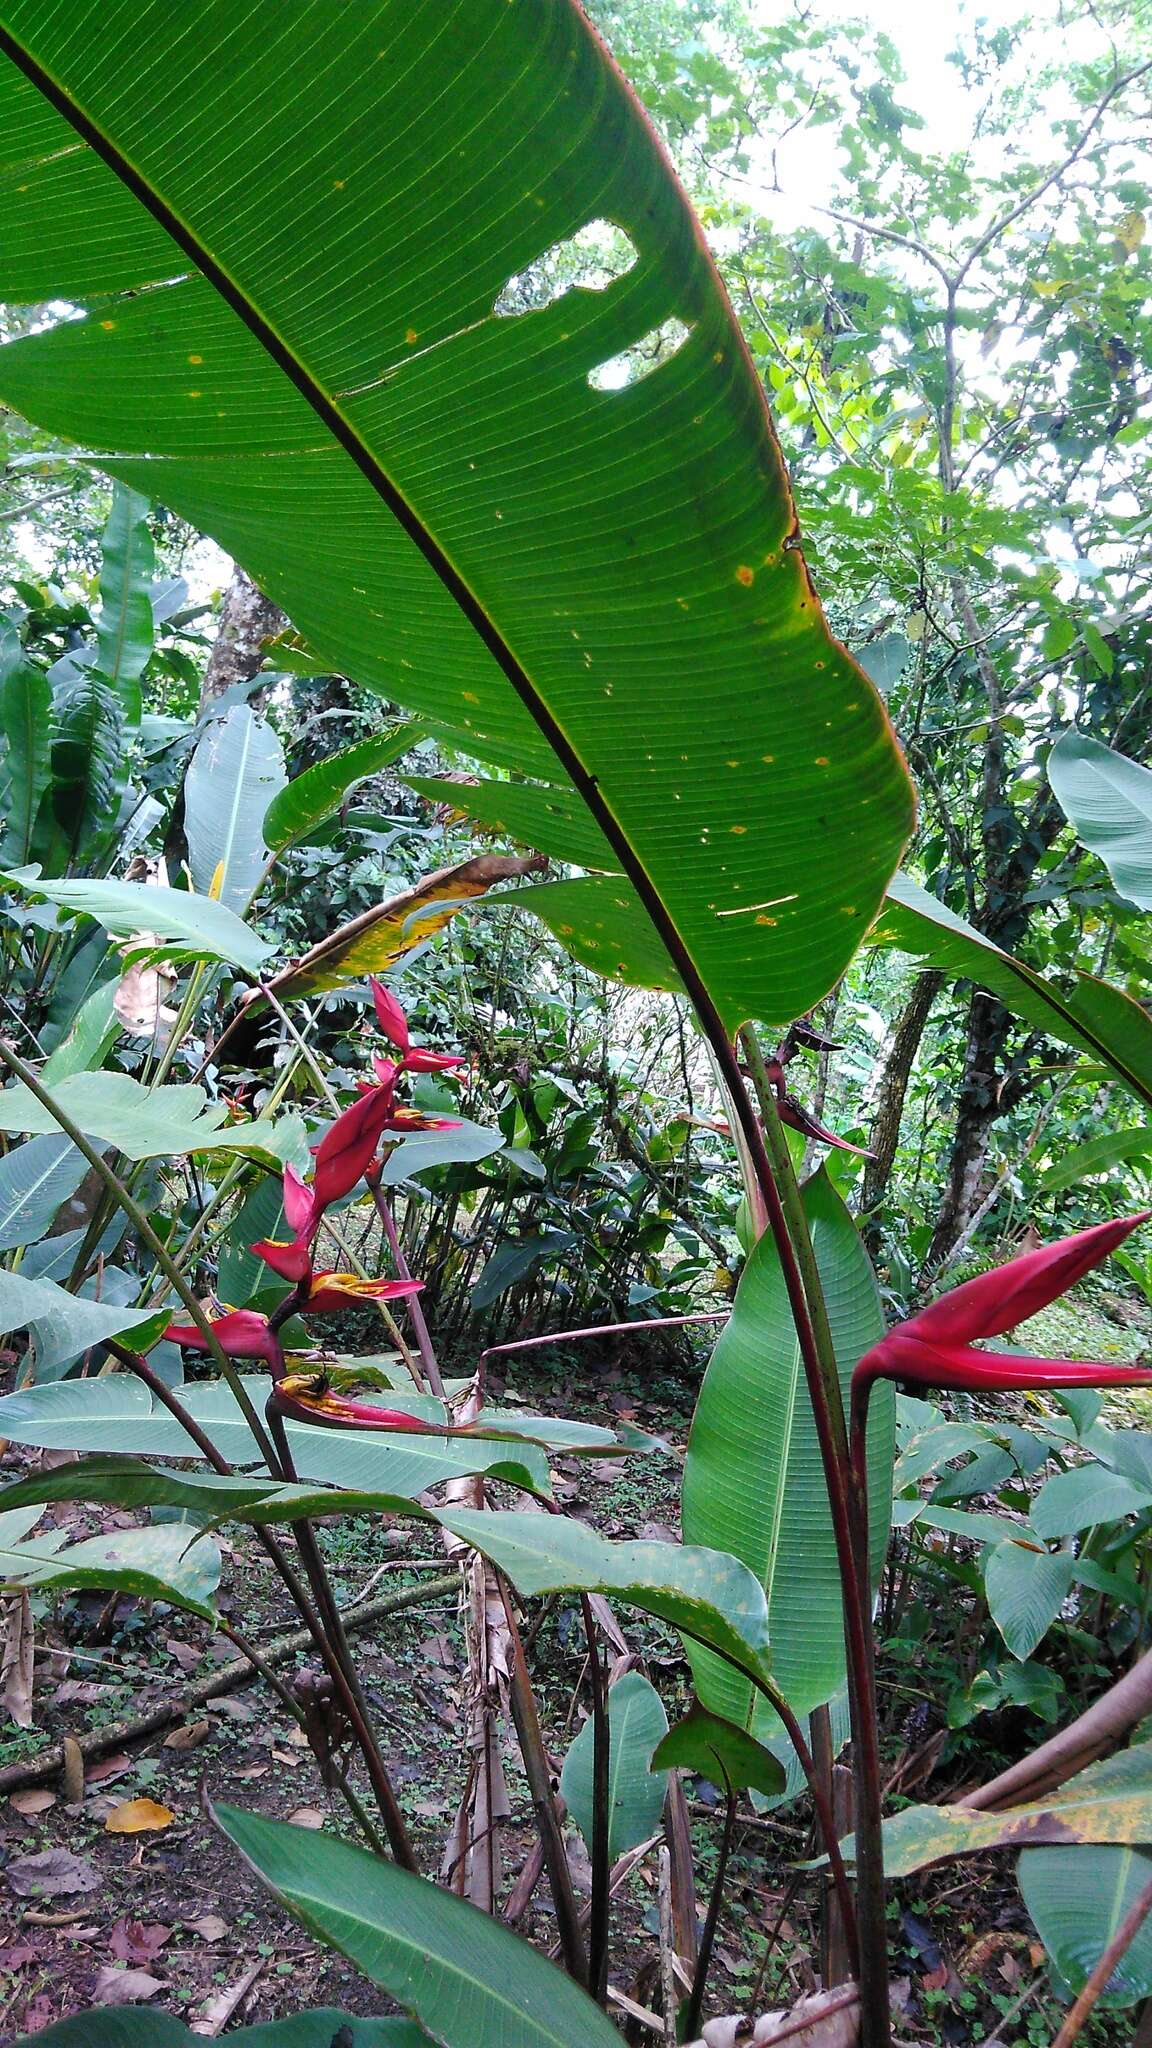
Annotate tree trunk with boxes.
[923,988,1013,1270]
[861,969,943,1247]
[198,564,285,708]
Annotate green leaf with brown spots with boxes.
[856,1742,1152,1878]
[0,0,913,1031]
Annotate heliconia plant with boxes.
[2,5,1152,2040]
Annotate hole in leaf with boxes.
[588,318,694,392]
[494,220,638,317]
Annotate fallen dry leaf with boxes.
[1,1590,34,1729]
[164,1637,200,1674]
[108,1918,172,1965]
[9,1788,56,1817]
[163,1719,211,1751]
[93,1964,166,2007]
[86,1753,132,1785]
[286,1806,326,1829]
[187,1914,228,1942]
[62,1734,85,1805]
[5,1848,99,1898]
[105,1798,176,1835]
[271,1746,301,1766]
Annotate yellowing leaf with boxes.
[1115,209,1146,256]
[208,858,227,903]
[104,1796,176,1834]
[270,853,546,1001]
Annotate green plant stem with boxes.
[264,1404,422,1871]
[499,1577,590,1988]
[218,1618,386,1855]
[685,1784,736,2041]
[0,1034,278,1471]
[108,1338,421,1869]
[741,1026,888,2041]
[580,1591,611,2005]
[367,1164,445,1397]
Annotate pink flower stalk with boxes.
[164,1308,283,1370]
[854,1213,1152,1396]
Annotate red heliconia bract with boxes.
[282,1163,319,1242]
[371,978,410,1055]
[311,1084,402,1209]
[250,1236,313,1283]
[303,1272,424,1315]
[854,1212,1152,1395]
[163,1308,283,1369]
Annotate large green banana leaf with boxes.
[0,0,913,1030]
[681,1167,894,1728]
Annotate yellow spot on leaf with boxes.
[735,564,755,587]
[462,690,479,704]
[333,178,346,189]
[761,754,776,765]
[188,389,203,400]
[815,756,830,766]
[405,328,418,344]
[188,352,203,365]
[730,825,747,835]
[755,915,777,927]
[100,319,116,331]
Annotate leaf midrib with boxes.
[259,1883,602,2048]
[0,21,720,1033]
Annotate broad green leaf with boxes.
[217,1172,288,1305]
[21,2014,425,2047]
[0,1455,539,1528]
[983,1540,1076,1660]
[0,1133,88,1250]
[652,1700,786,1797]
[40,978,122,1083]
[470,1230,577,1313]
[874,874,1152,1109]
[270,855,544,1002]
[0,2,913,1032]
[0,648,52,866]
[681,1167,893,1728]
[93,481,154,728]
[405,775,616,872]
[0,1266,162,1374]
[1048,730,1152,908]
[0,1070,303,1164]
[0,1511,220,1620]
[870,1741,1152,1878]
[265,725,422,852]
[184,704,286,915]
[217,1804,622,2048]
[1030,1464,1152,1540]
[1039,1126,1152,1190]
[560,1670,669,1861]
[437,1507,774,1688]
[0,1378,553,1497]
[516,875,685,996]
[378,1116,505,1186]
[1019,1845,1152,2010]
[1,868,270,972]
[39,661,126,873]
